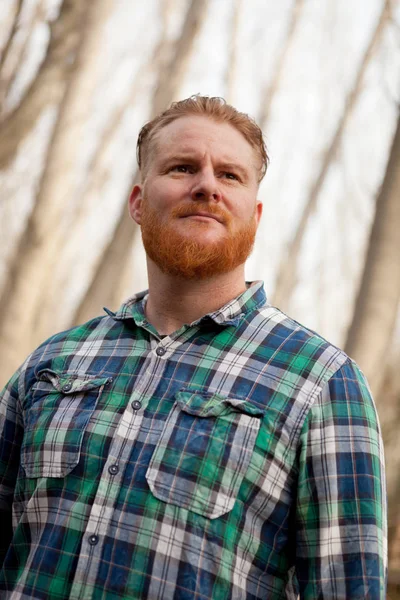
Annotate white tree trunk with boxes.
[345,115,400,397]
[271,1,390,312]
[0,0,113,382]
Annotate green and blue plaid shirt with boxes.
[0,282,387,599]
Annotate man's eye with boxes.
[171,165,191,173]
[223,172,239,181]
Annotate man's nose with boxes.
[191,169,221,202]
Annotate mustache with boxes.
[171,203,230,224]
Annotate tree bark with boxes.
[0,0,86,169]
[0,0,24,109]
[344,115,400,396]
[271,0,390,311]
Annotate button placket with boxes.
[71,346,170,598]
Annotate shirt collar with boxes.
[105,281,267,328]
[200,281,266,326]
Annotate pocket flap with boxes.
[35,369,111,394]
[176,390,265,419]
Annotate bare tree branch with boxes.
[257,0,305,129]
[0,0,86,170]
[0,0,48,116]
[344,114,400,396]
[224,0,241,104]
[272,0,391,311]
[0,0,24,79]
[73,0,210,326]
[152,0,208,116]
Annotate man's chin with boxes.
[176,234,226,249]
[174,220,225,241]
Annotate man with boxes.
[0,96,387,599]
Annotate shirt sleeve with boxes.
[295,358,387,599]
[0,366,25,567]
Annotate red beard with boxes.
[140,200,257,279]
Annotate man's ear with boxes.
[129,184,144,225]
[255,200,263,226]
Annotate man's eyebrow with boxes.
[158,155,251,176]
[158,152,202,165]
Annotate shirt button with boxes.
[156,347,166,356]
[62,382,72,392]
[132,400,142,410]
[108,464,119,475]
[88,534,99,546]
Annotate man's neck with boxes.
[145,260,248,335]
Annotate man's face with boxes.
[129,115,263,279]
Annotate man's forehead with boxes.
[151,116,257,163]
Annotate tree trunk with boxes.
[271,0,390,311]
[344,115,400,396]
[224,0,241,103]
[373,347,400,590]
[0,0,114,382]
[0,0,24,110]
[0,0,86,169]
[257,0,305,129]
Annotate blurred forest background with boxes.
[0,0,399,594]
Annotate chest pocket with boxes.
[146,391,264,519]
[21,369,111,478]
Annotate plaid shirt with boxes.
[0,282,387,599]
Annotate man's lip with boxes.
[181,212,223,224]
